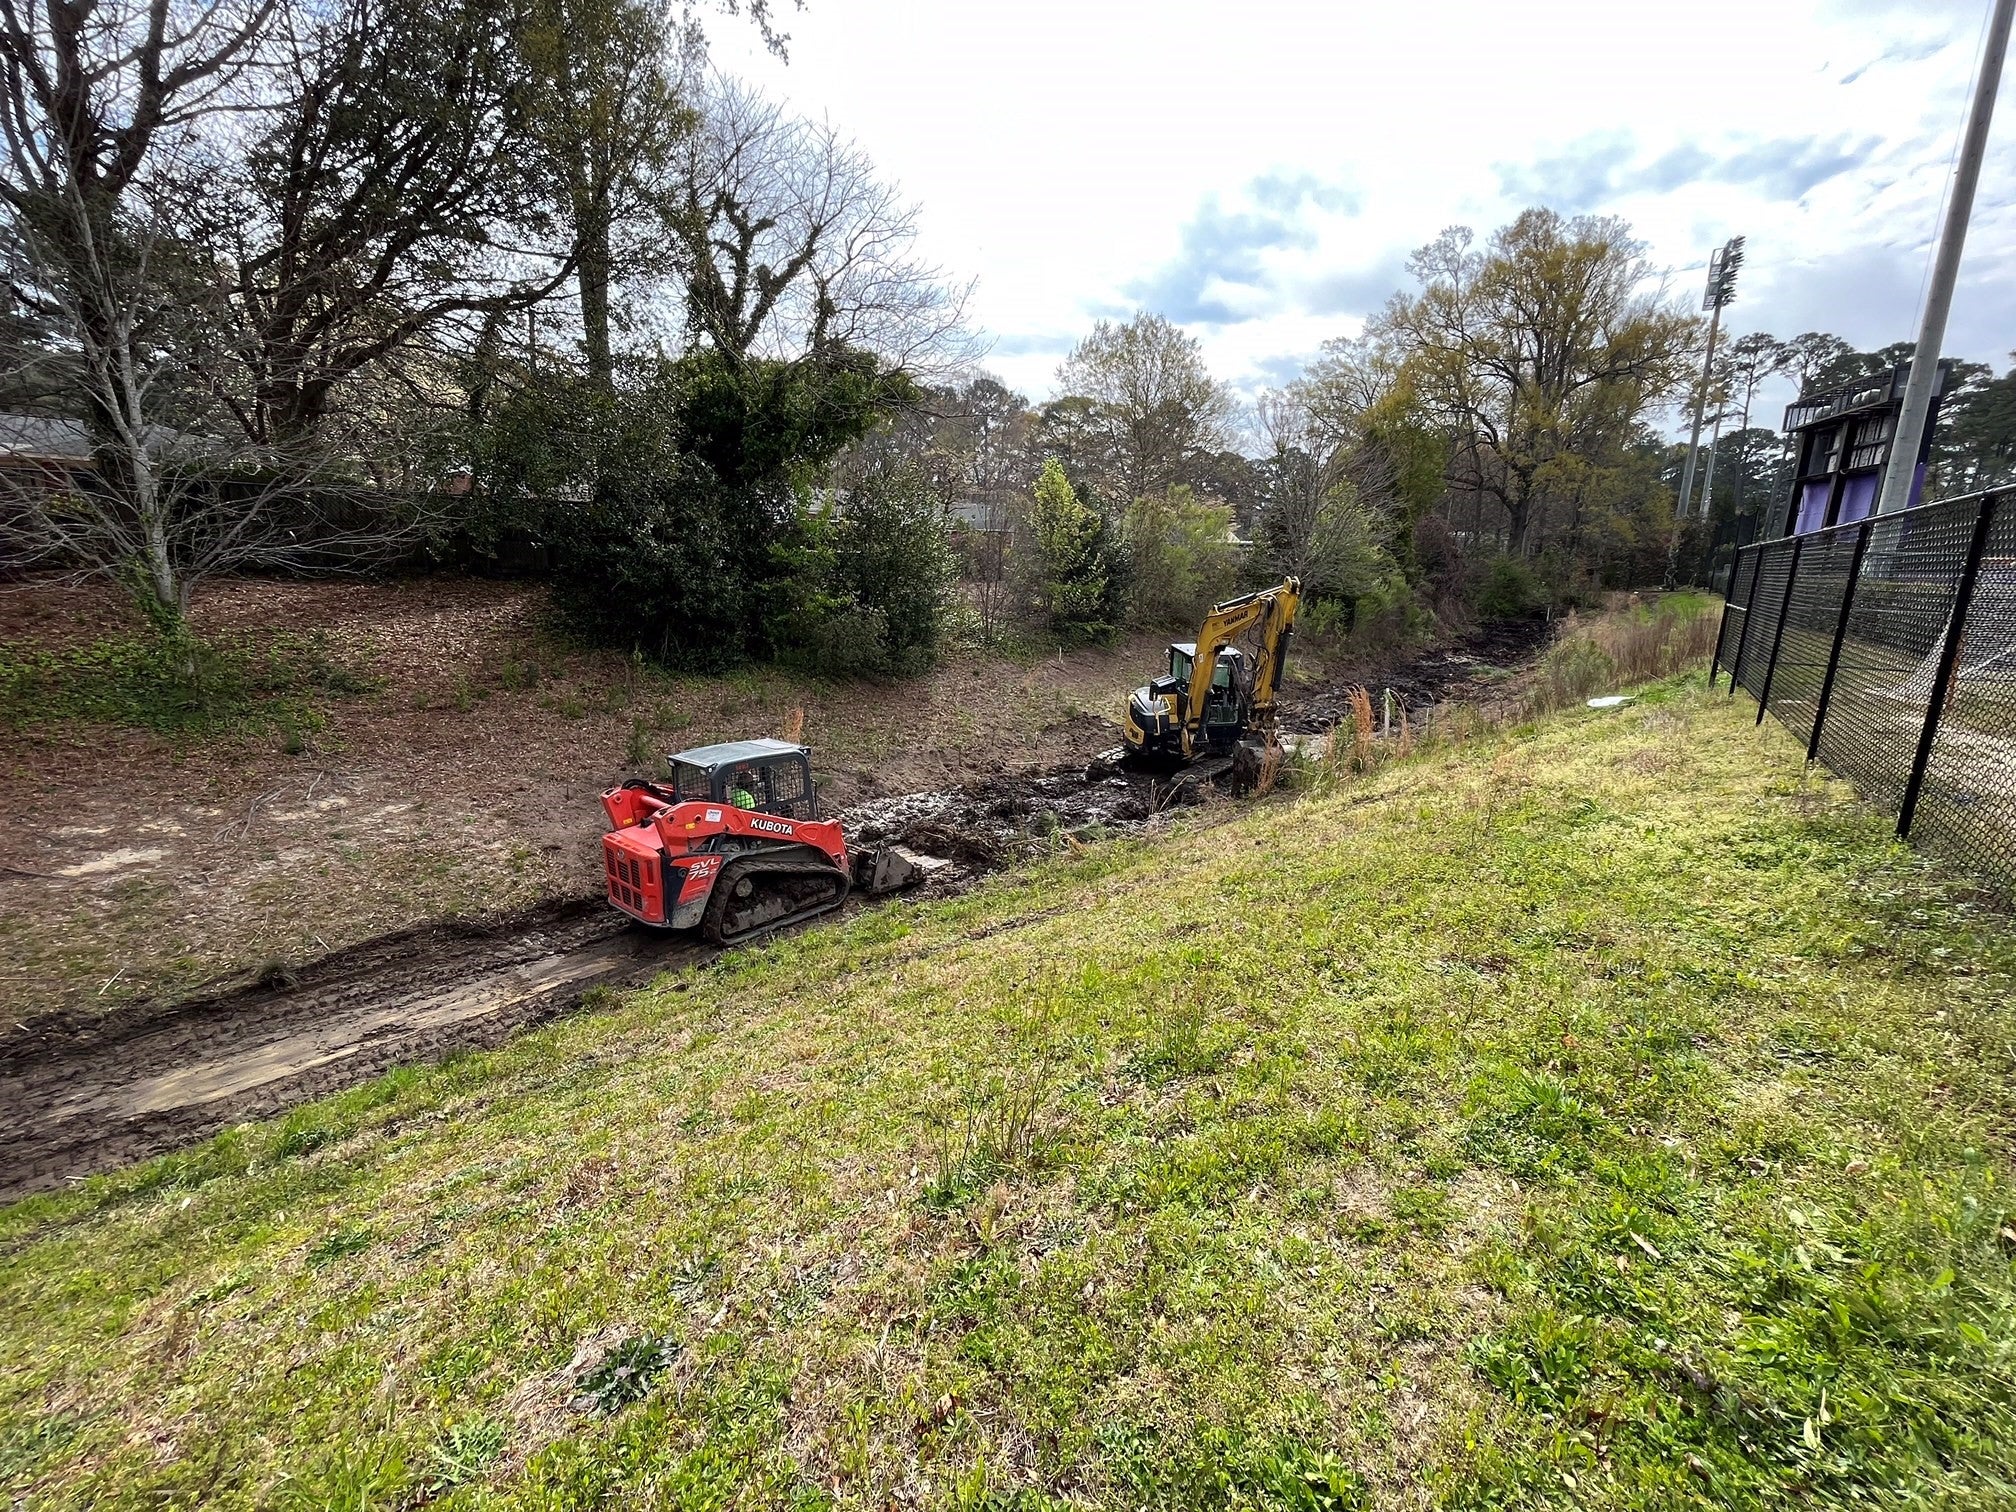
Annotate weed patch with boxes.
[577,1333,679,1414]
[0,630,371,736]
[1524,592,1719,716]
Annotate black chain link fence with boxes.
[1713,488,2016,897]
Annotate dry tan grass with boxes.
[1524,593,1721,718]
[1349,686,1376,772]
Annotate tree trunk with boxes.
[578,214,614,388]
[78,301,186,637]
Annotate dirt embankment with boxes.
[0,578,1172,1025]
[0,752,1196,1200]
[0,587,1555,1199]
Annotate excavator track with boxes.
[701,850,852,945]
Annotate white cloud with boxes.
[706,0,2010,410]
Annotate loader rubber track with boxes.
[700,850,852,945]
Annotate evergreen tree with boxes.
[1020,458,1123,643]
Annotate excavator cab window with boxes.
[1168,645,1194,686]
[1204,652,1245,731]
[665,743,821,818]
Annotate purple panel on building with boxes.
[1794,479,1832,534]
[1836,471,1880,525]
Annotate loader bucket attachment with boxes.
[853,845,923,895]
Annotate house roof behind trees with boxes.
[0,414,198,463]
[0,414,90,463]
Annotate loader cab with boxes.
[666,738,818,820]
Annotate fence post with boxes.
[1897,494,2000,837]
[1807,517,1875,761]
[1710,543,1743,687]
[1727,541,1769,695]
[1752,534,1805,725]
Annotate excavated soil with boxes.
[1281,616,1556,733]
[0,615,1555,1199]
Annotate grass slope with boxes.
[4,680,2015,1510]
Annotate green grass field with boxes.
[5,678,2014,1510]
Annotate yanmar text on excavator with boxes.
[599,738,919,942]
[1122,577,1301,771]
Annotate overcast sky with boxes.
[712,0,2015,429]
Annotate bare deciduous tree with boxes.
[671,74,973,374]
[1055,311,1234,508]
[0,0,275,626]
[1252,386,1393,603]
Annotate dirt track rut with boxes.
[0,619,1553,1199]
[0,900,710,1199]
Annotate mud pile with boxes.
[1282,617,1554,734]
[845,753,1204,876]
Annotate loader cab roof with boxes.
[667,738,808,773]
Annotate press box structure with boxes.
[1774,359,1953,537]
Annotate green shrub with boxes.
[1123,485,1239,628]
[776,462,956,678]
[1296,597,1350,639]
[775,602,892,680]
[1015,459,1127,644]
[1344,568,1431,649]
[1475,555,1546,619]
[471,350,911,671]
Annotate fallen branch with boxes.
[217,786,288,841]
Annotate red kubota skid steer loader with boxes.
[600,738,920,944]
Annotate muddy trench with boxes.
[0,620,1553,1199]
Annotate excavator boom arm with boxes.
[1249,578,1301,715]
[1179,577,1302,753]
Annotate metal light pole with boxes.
[1665,236,1743,587]
[1877,0,2016,516]
[1677,237,1745,522]
[1699,406,1733,518]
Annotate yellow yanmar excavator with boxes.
[1121,577,1301,771]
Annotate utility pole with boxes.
[1665,236,1744,587]
[1878,0,2016,516]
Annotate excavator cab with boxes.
[1134,643,1248,756]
